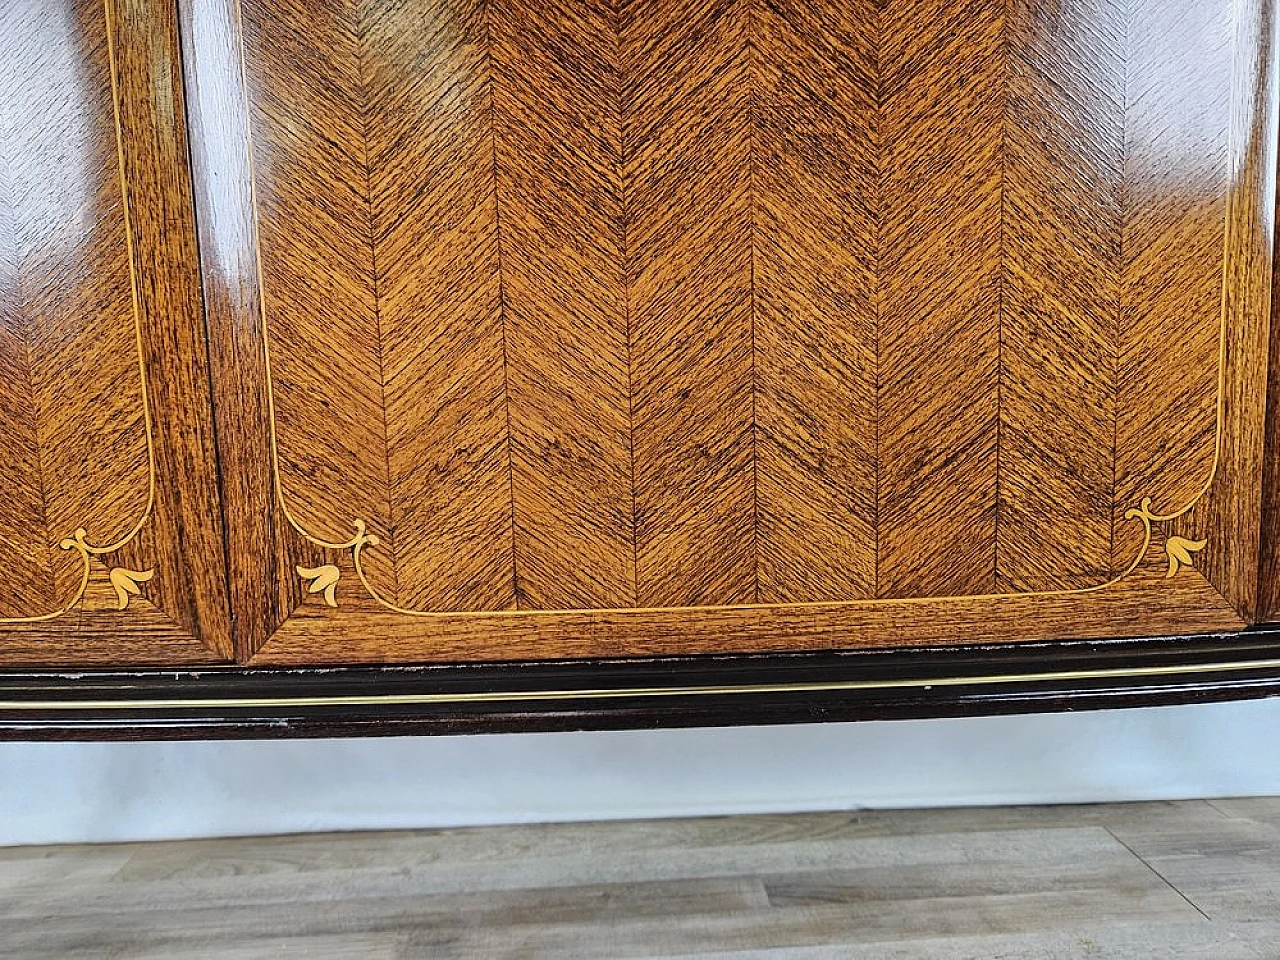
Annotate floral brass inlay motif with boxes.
[297,564,342,608]
[109,567,155,612]
[1162,537,1208,579]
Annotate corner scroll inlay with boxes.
[1122,497,1209,581]
[285,498,1212,617]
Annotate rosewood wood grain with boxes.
[753,0,879,603]
[171,0,1277,666]
[0,0,229,665]
[998,0,1123,593]
[492,0,637,611]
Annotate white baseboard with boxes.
[4,698,1279,846]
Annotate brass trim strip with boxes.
[3,657,1280,711]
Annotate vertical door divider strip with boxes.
[354,0,400,607]
[993,0,1011,593]
[748,0,761,603]
[482,0,520,611]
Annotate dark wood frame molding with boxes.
[3,625,1280,740]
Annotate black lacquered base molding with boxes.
[3,627,1280,740]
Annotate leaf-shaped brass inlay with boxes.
[109,567,154,611]
[297,564,341,607]
[1164,536,1207,579]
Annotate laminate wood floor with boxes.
[3,798,1280,959]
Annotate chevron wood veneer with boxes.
[183,0,1280,664]
[3,0,1273,669]
[0,0,230,665]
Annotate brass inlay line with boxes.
[0,0,157,625]
[240,6,1240,620]
[3,656,1280,712]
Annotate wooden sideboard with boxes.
[3,0,1280,737]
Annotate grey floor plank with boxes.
[0,827,1130,919]
[1,798,1278,960]
[660,922,1280,960]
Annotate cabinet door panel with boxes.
[186,0,1275,664]
[0,0,231,665]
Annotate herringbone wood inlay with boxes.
[0,0,149,617]
[0,0,230,665]
[0,0,1271,672]
[754,0,879,604]
[237,0,1243,614]
[998,0,1124,593]
[199,0,1273,662]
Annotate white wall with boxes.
[3,698,1279,847]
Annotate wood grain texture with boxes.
[997,0,1124,592]
[876,0,1002,598]
[178,0,316,658]
[239,0,396,591]
[0,0,229,663]
[107,0,233,654]
[0,141,55,617]
[753,0,878,603]
[0,0,148,613]
[491,0,636,609]
[363,0,515,612]
[184,0,1270,665]
[1261,39,1280,622]
[624,0,757,607]
[254,544,1243,665]
[1192,0,1277,619]
[1113,0,1234,570]
[0,0,1269,675]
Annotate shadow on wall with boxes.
[3,698,1280,846]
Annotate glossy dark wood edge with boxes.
[1257,23,1280,620]
[1,626,1277,740]
[110,0,233,654]
[174,0,313,660]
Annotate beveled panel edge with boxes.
[1,624,1278,739]
[1189,0,1279,618]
